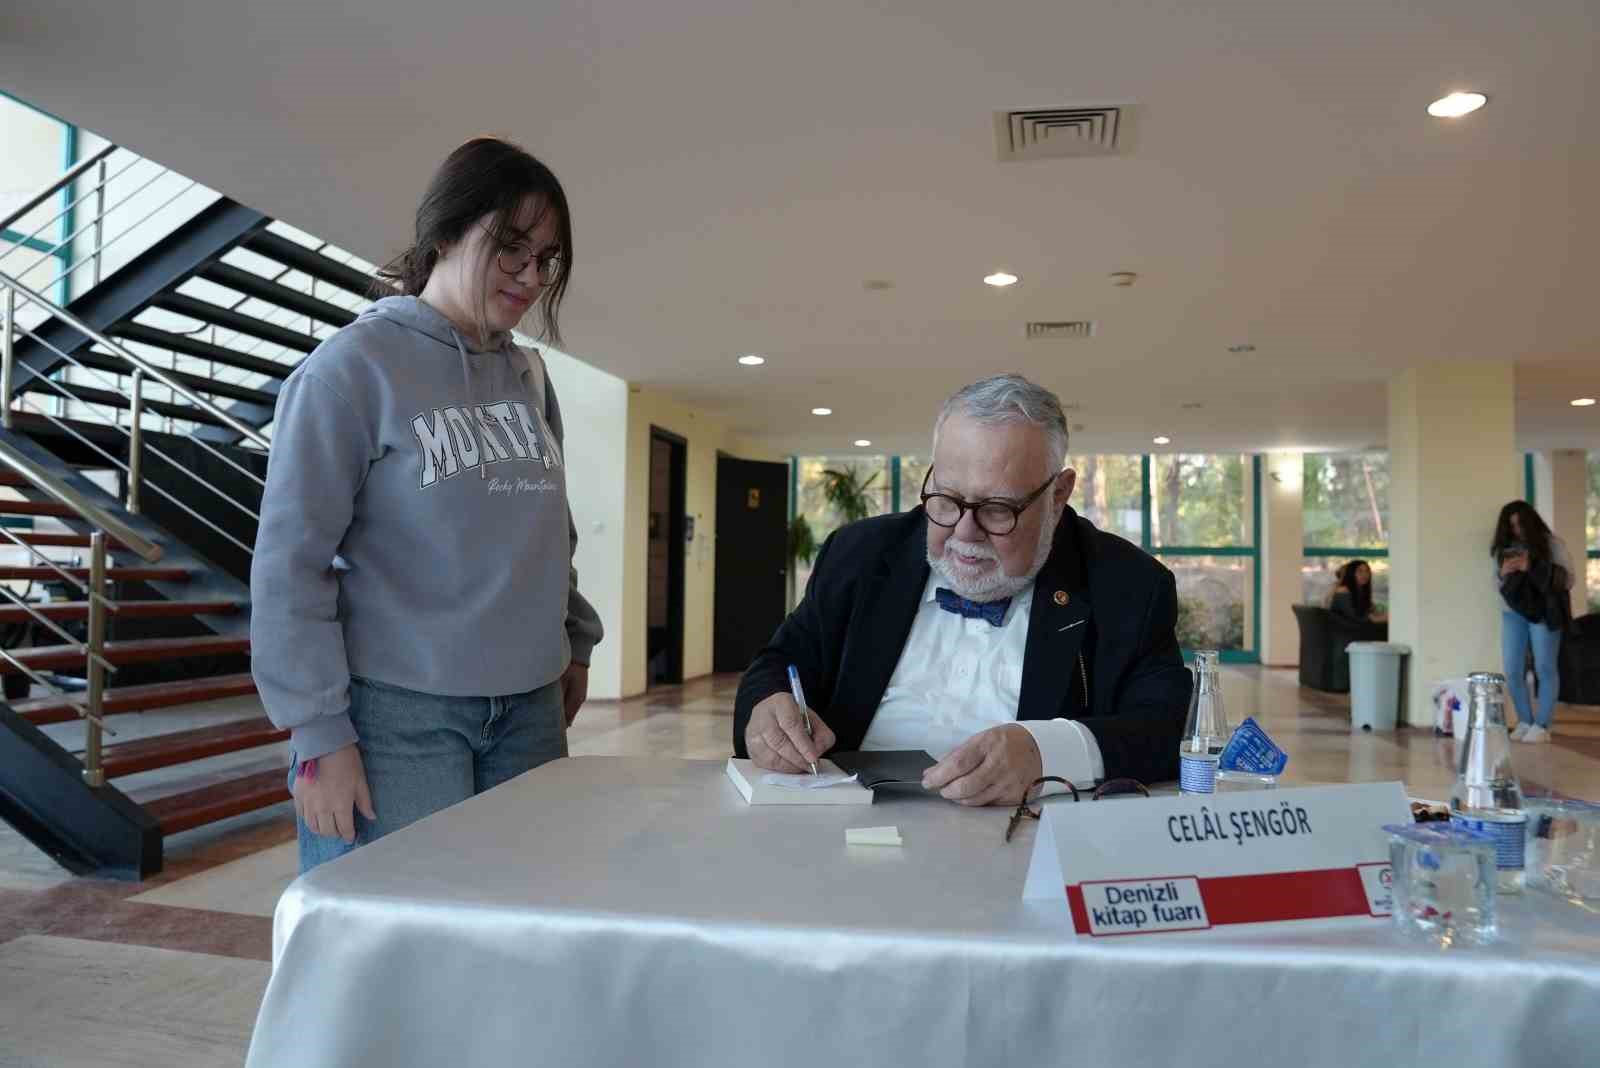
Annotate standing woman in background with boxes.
[1492,500,1573,744]
[251,138,604,871]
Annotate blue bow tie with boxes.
[935,587,1011,627]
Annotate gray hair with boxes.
[932,374,1070,472]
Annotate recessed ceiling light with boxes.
[1428,91,1488,118]
[1109,271,1137,287]
[1227,343,1256,354]
[863,279,894,291]
[737,354,766,366]
[811,407,833,416]
[1572,397,1597,407]
[853,439,872,447]
[984,271,1019,288]
[1152,436,1172,446]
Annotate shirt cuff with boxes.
[289,713,359,762]
[1018,719,1106,795]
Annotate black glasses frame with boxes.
[479,223,564,285]
[919,466,1058,537]
[1004,776,1151,842]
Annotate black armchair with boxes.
[1559,613,1600,706]
[1292,604,1389,693]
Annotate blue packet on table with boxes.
[1219,716,1288,776]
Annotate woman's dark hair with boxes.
[1337,559,1374,620]
[376,137,572,344]
[1491,500,1552,562]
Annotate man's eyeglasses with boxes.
[1005,776,1151,842]
[920,466,1057,537]
[480,224,564,285]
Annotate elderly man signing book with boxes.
[734,374,1192,805]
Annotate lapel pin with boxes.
[1053,591,1070,607]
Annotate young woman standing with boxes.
[251,138,603,871]
[1492,501,1573,744]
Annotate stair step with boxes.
[243,231,379,299]
[150,293,318,354]
[200,263,357,328]
[0,634,244,675]
[98,716,287,779]
[18,380,233,429]
[12,672,258,726]
[0,498,78,518]
[108,322,296,380]
[0,566,190,582]
[0,599,239,624]
[77,349,279,407]
[144,767,290,835]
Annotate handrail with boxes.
[0,144,118,236]
[0,435,162,562]
[0,270,271,449]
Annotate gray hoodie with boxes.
[250,296,603,760]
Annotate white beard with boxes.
[928,503,1059,603]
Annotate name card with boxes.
[1023,782,1409,936]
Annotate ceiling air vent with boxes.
[994,106,1129,162]
[1025,321,1096,340]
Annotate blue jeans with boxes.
[295,675,568,873]
[1501,611,1561,730]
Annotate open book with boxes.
[725,758,875,806]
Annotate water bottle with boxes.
[1450,672,1526,893]
[1179,651,1230,794]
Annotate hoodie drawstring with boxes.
[450,328,490,480]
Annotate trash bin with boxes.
[1348,642,1410,731]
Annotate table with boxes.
[247,757,1600,1068]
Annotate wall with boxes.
[542,348,629,701]
[1259,452,1304,667]
[622,387,782,697]
[1388,362,1519,725]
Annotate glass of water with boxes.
[1384,824,1498,946]
[1523,799,1600,910]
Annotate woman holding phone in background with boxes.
[1492,501,1573,744]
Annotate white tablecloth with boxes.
[247,757,1600,1068]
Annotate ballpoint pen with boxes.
[786,664,818,775]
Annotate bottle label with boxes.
[1179,755,1217,794]
[1450,813,1526,871]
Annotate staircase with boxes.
[0,139,379,879]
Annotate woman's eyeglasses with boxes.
[479,224,563,285]
[1004,776,1151,842]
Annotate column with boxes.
[1532,449,1589,619]
[1259,452,1304,667]
[1389,361,1519,725]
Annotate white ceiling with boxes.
[3,0,1597,456]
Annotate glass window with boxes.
[792,456,890,594]
[1304,453,1389,549]
[1149,454,1252,547]
[1158,555,1252,652]
[1588,451,1599,552]
[1064,454,1143,543]
[897,456,930,513]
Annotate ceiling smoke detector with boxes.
[1109,271,1137,287]
[1025,321,1096,340]
[994,105,1131,162]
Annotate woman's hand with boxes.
[293,743,376,842]
[1500,554,1529,577]
[561,663,589,725]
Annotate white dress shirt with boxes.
[862,576,1105,784]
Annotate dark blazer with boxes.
[734,506,1193,784]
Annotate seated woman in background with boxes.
[1326,559,1387,624]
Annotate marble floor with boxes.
[1,667,1597,1065]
